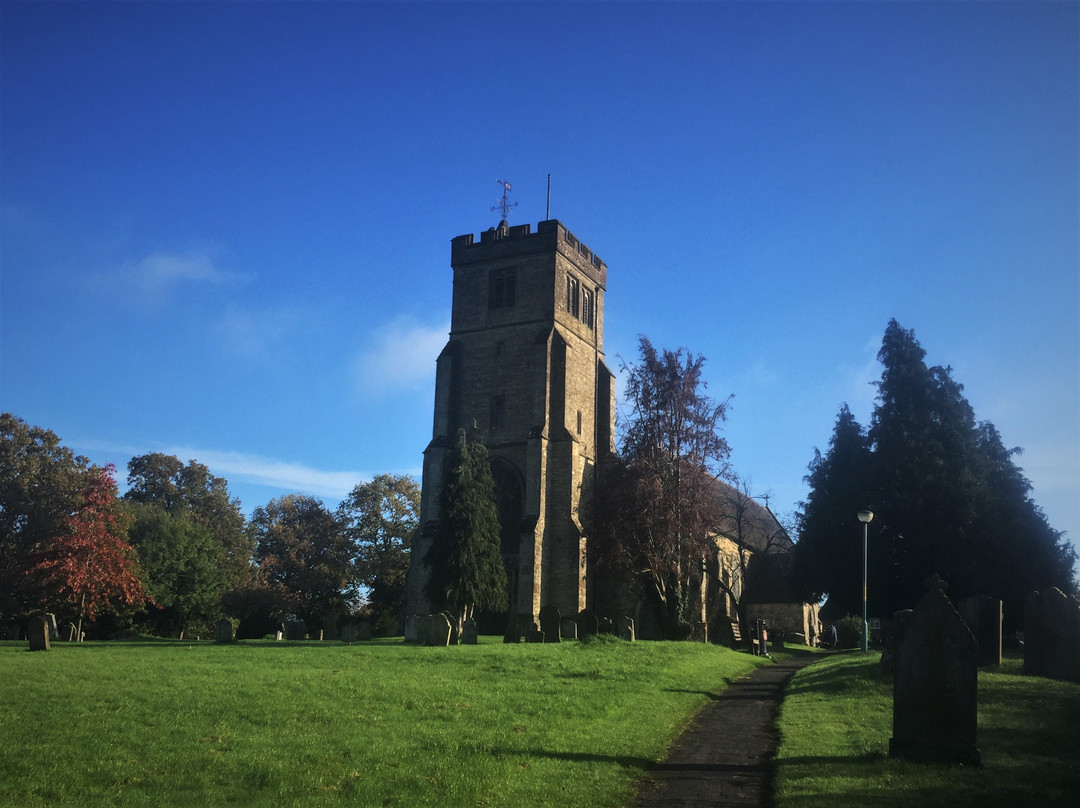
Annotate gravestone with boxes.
[65,622,78,642]
[561,618,578,641]
[539,606,561,643]
[404,614,419,643]
[577,609,599,640]
[322,614,338,642]
[889,575,980,765]
[525,622,545,643]
[959,595,1003,668]
[214,619,234,644]
[7,624,20,641]
[880,609,914,676]
[439,611,459,644]
[598,616,614,635]
[356,621,373,641]
[461,618,478,645]
[618,616,635,642]
[45,613,58,640]
[426,613,452,647]
[27,615,50,652]
[285,620,307,641]
[1023,588,1080,682]
[340,624,357,643]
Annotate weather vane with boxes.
[492,179,518,221]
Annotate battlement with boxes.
[451,219,606,273]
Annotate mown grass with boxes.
[0,637,767,808]
[774,651,1080,808]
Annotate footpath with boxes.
[630,654,822,808]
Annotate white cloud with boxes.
[352,316,448,397]
[93,249,249,309]
[211,305,306,356]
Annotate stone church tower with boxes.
[407,218,616,625]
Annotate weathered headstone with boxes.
[340,624,357,643]
[561,618,578,641]
[27,615,50,652]
[356,620,373,641]
[45,613,58,640]
[880,609,914,676]
[889,575,980,765]
[214,619,234,644]
[959,595,1003,668]
[577,609,599,640]
[439,611,459,644]
[461,618,479,645]
[404,614,419,643]
[598,616,614,635]
[426,613,452,647]
[65,622,78,642]
[618,615,635,642]
[285,620,307,641]
[539,606,561,643]
[1023,588,1080,682]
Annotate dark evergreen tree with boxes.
[793,404,872,612]
[424,429,507,634]
[798,320,1076,627]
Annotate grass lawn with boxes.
[774,651,1080,808]
[0,636,767,808]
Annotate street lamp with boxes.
[857,509,874,652]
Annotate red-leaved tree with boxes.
[28,464,150,639]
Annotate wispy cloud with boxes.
[92,249,249,309]
[211,305,307,356]
[352,316,448,397]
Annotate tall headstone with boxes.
[959,595,1003,668]
[1023,588,1080,683]
[461,618,479,645]
[539,606,562,643]
[561,618,578,641]
[214,619,234,644]
[890,575,980,765]
[426,613,452,647]
[340,624,357,643]
[619,615,636,642]
[27,615,50,652]
[577,610,599,640]
[404,615,419,643]
[322,614,338,642]
[45,613,58,640]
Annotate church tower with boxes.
[408,218,616,625]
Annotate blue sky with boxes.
[2,1,1077,562]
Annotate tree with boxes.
[594,336,732,637]
[27,465,150,638]
[126,502,227,638]
[424,429,507,634]
[792,404,872,612]
[249,494,356,629]
[798,320,1076,627]
[0,413,96,620]
[338,474,420,635]
[125,453,252,590]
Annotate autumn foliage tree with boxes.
[27,465,150,638]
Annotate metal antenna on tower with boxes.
[492,180,518,221]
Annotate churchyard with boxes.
[2,636,1077,807]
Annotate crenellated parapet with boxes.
[451,219,606,278]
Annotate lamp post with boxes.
[857,509,874,652]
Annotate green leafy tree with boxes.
[249,495,357,629]
[27,465,149,638]
[126,502,227,638]
[125,453,252,590]
[425,430,507,634]
[0,413,97,620]
[594,336,732,638]
[338,474,420,635]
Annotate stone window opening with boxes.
[566,275,579,317]
[490,395,506,430]
[489,269,516,309]
[582,289,594,329]
[576,410,582,435]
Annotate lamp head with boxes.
[857,510,874,523]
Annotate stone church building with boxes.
[406,218,615,623]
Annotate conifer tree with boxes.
[424,429,507,634]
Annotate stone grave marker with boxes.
[404,614,419,643]
[889,575,980,765]
[27,615,50,652]
[340,624,357,643]
[879,609,914,676]
[322,614,338,642]
[577,609,599,640]
[285,620,307,641]
[426,613,452,647]
[1023,587,1080,682]
[461,618,478,645]
[214,619,234,644]
[45,613,58,640]
[959,595,1003,668]
[7,624,20,641]
[561,618,578,641]
[356,621,373,641]
[539,605,561,643]
[618,615,635,641]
